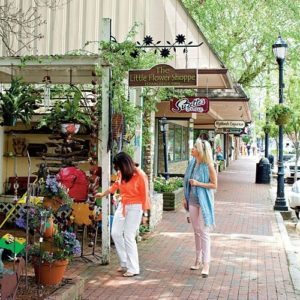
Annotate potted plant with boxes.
[15,205,55,238]
[0,77,40,126]
[39,175,73,212]
[29,230,81,285]
[262,124,271,134]
[154,176,184,211]
[269,104,292,125]
[38,86,92,133]
[15,175,80,286]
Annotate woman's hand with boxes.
[189,179,199,186]
[95,192,105,198]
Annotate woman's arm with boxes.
[95,189,111,198]
[189,163,217,189]
[95,172,121,198]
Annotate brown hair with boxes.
[113,152,136,182]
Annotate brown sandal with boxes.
[117,267,127,272]
[122,272,138,277]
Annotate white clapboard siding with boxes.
[0,0,222,69]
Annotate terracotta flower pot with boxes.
[33,259,68,285]
[43,196,64,212]
[39,217,56,239]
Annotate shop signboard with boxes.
[128,64,197,87]
[215,128,243,135]
[170,97,209,113]
[214,120,245,129]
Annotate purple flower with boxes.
[15,217,26,229]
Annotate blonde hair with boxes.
[194,138,213,164]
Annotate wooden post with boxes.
[99,18,111,265]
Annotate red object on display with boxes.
[56,167,88,202]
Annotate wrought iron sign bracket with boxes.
[110,34,203,58]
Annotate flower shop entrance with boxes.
[0,49,113,281]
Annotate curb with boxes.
[269,184,300,295]
[275,211,300,295]
[45,276,86,300]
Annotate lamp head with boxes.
[272,36,288,60]
[159,116,168,132]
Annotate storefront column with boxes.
[132,89,143,166]
[143,111,155,193]
[0,127,3,194]
[99,18,111,264]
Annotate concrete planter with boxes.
[162,187,184,211]
[149,192,163,230]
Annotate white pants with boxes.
[111,203,143,274]
[189,204,211,263]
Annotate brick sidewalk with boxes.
[80,156,300,300]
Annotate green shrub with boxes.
[153,176,183,193]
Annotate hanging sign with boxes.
[170,97,209,113]
[215,128,243,135]
[214,120,245,129]
[129,64,197,87]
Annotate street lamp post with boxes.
[159,116,169,179]
[272,35,288,211]
[264,114,269,159]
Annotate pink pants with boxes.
[189,204,211,263]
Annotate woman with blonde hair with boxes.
[183,138,217,278]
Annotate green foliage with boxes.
[38,85,91,129]
[242,135,251,144]
[268,104,292,124]
[39,175,73,205]
[182,0,299,87]
[98,24,159,143]
[0,77,40,125]
[153,176,183,193]
[139,224,150,235]
[29,230,81,263]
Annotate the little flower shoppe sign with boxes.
[129,64,197,87]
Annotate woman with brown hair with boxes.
[95,152,150,277]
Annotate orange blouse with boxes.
[108,168,151,214]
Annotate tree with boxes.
[284,76,300,181]
[182,0,300,88]
[0,0,70,55]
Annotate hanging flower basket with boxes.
[269,104,292,126]
[274,114,290,125]
[112,113,123,140]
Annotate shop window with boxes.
[167,124,188,162]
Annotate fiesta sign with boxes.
[214,120,245,129]
[170,97,209,113]
[129,64,197,87]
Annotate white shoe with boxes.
[190,260,202,270]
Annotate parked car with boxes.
[285,157,300,182]
[283,153,296,163]
[289,180,300,219]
